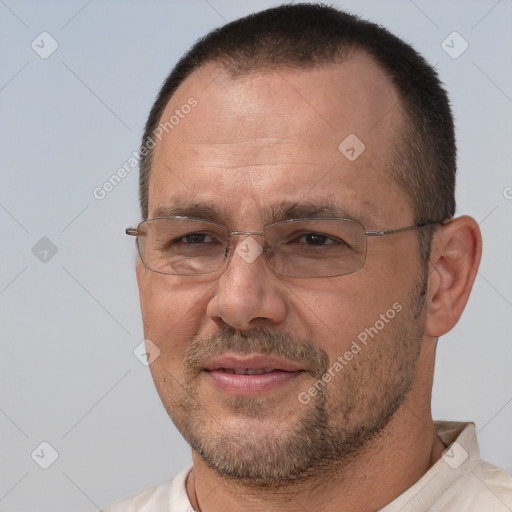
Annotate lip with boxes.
[204,354,304,372]
[204,354,305,395]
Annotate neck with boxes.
[186,343,445,512]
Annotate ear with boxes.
[424,216,482,338]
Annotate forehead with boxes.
[148,53,413,227]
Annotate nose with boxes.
[206,235,288,331]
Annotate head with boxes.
[132,3,481,488]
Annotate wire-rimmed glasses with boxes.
[126,216,441,278]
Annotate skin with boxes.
[135,52,482,511]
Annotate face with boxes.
[136,53,429,486]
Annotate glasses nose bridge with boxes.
[226,230,265,247]
[228,230,265,237]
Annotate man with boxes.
[106,3,512,511]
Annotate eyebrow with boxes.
[269,201,362,223]
[151,198,365,225]
[153,202,221,221]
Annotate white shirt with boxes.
[103,422,512,511]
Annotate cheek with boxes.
[136,267,214,350]
[285,279,366,357]
[288,271,408,362]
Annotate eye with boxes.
[160,231,223,252]
[294,232,346,246]
[177,232,215,244]
[299,233,334,246]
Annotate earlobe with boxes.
[424,216,482,338]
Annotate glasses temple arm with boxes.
[365,220,444,237]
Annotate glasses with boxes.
[125,217,441,278]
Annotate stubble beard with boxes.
[156,277,428,489]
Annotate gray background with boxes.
[1,0,511,510]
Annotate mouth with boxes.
[204,354,305,395]
[215,368,282,375]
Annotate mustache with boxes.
[184,328,328,379]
